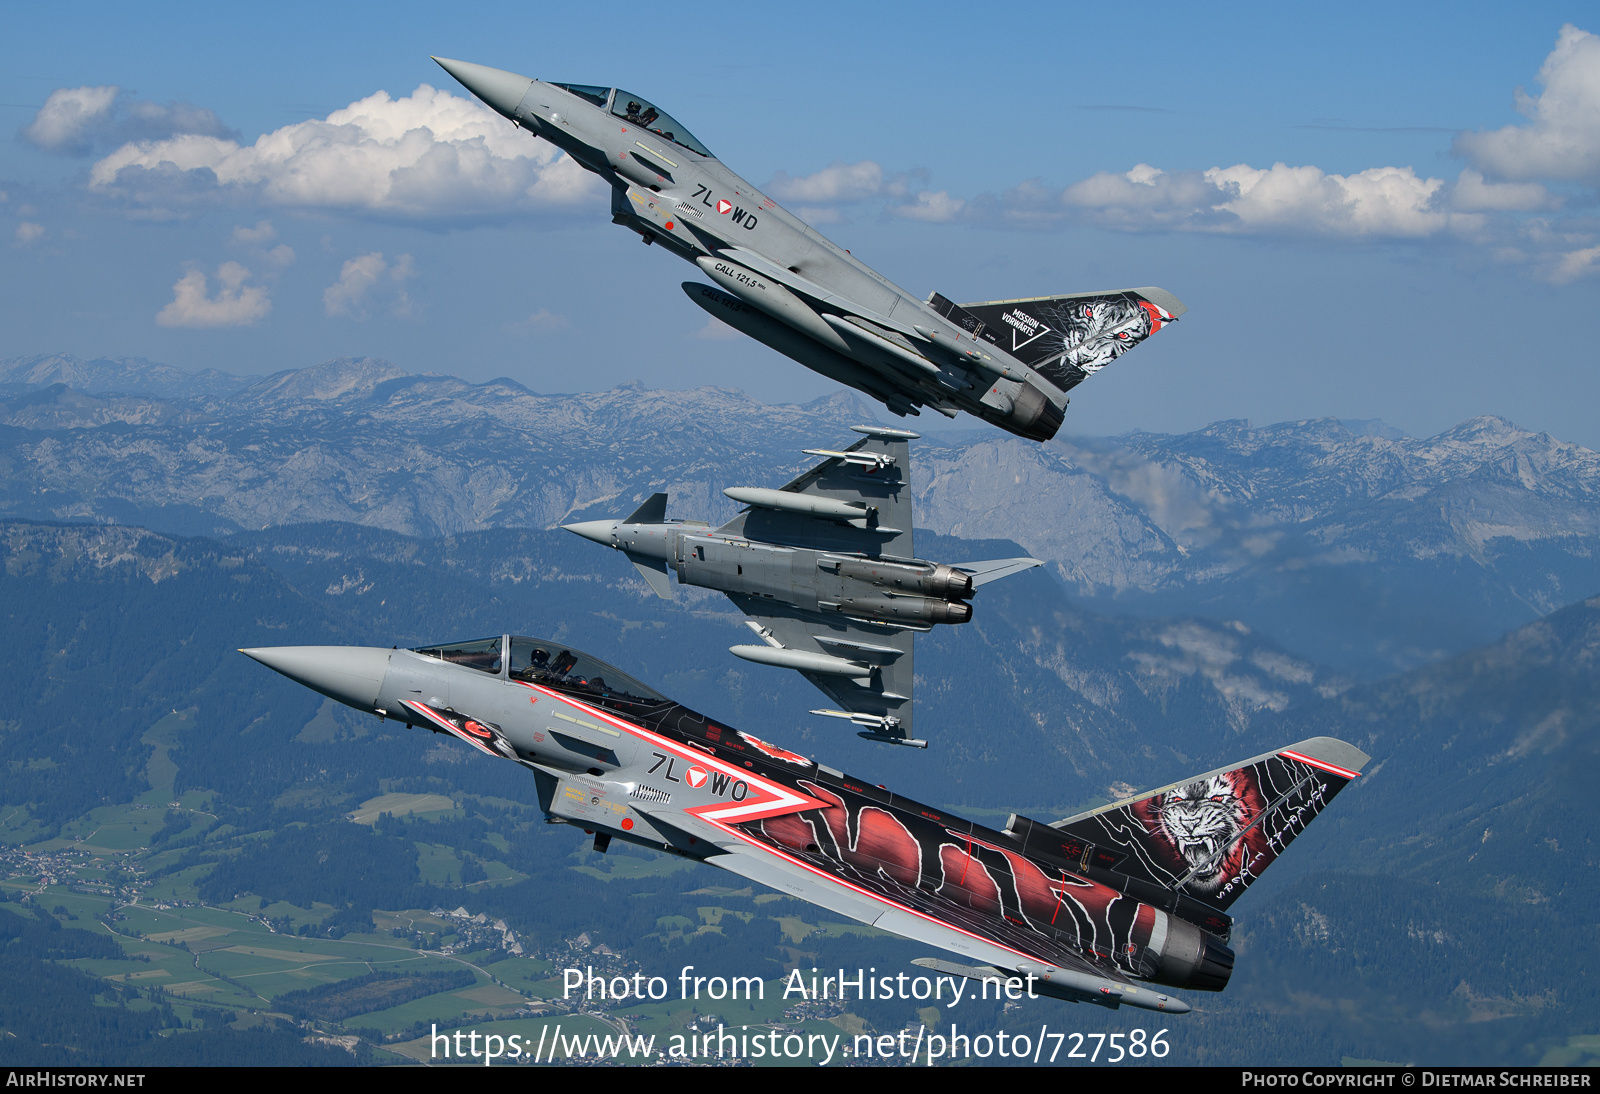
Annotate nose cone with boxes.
[562,519,620,547]
[240,646,391,711]
[431,56,534,118]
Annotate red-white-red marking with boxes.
[1279,749,1362,780]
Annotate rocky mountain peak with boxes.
[236,356,413,406]
[0,353,257,400]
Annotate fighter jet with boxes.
[432,57,1185,443]
[563,425,1040,747]
[243,636,1368,1013]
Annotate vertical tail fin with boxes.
[928,287,1184,393]
[1043,737,1368,911]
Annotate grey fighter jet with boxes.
[242,636,1369,1014]
[432,57,1186,443]
[563,425,1041,747]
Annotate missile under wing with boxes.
[242,636,1370,1013]
[431,57,1185,443]
[563,426,1041,747]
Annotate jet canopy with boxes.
[548,82,711,155]
[410,635,669,707]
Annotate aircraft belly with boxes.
[713,841,893,926]
[681,283,904,406]
[872,907,1029,969]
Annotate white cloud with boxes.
[1211,163,1458,237]
[232,219,275,243]
[1455,24,1600,184]
[1450,170,1557,212]
[767,160,889,203]
[324,252,414,318]
[14,222,45,245]
[23,86,118,154]
[1052,162,1472,238]
[1549,245,1600,282]
[90,85,602,219]
[23,85,232,156]
[889,189,967,223]
[264,244,295,268]
[156,262,270,327]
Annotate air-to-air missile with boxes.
[431,57,1186,443]
[563,425,1041,748]
[242,636,1368,1013]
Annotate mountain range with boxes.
[4,351,1598,676]
[2,348,1599,1064]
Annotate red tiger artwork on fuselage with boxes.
[756,782,922,887]
[751,783,1163,978]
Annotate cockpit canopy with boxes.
[549,82,712,158]
[410,635,668,707]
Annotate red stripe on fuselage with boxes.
[403,700,500,758]
[512,682,825,824]
[507,684,1111,983]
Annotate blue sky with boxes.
[4,1,1598,444]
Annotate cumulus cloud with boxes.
[889,189,967,223]
[767,160,894,203]
[90,85,601,219]
[23,85,233,156]
[14,222,45,245]
[1049,162,1475,238]
[1455,24,1600,184]
[741,27,1599,280]
[324,252,414,318]
[1549,245,1600,282]
[156,262,270,327]
[1449,170,1558,212]
[764,161,931,222]
[232,219,276,243]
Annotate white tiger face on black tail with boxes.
[1049,297,1156,376]
[1154,774,1252,893]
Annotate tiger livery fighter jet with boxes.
[563,425,1041,748]
[242,637,1369,1013]
[431,57,1185,443]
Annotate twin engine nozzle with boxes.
[824,558,973,600]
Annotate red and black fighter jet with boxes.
[243,635,1368,1013]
